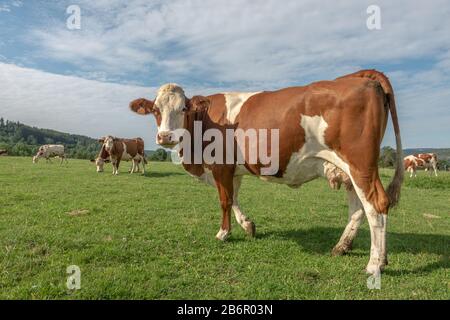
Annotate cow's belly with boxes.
[121,153,134,161]
[260,157,324,188]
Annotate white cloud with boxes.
[0,5,11,12]
[1,1,449,148]
[28,0,450,87]
[0,62,161,149]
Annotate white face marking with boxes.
[95,157,105,172]
[223,92,260,124]
[104,136,114,151]
[154,83,186,135]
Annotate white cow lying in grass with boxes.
[33,144,68,164]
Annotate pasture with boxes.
[0,156,448,299]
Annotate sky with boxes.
[0,0,449,149]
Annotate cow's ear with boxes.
[98,138,105,144]
[186,96,210,112]
[130,98,154,115]
[90,159,95,163]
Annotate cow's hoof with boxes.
[365,261,386,275]
[243,221,256,237]
[215,229,230,241]
[331,242,352,256]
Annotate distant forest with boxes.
[0,118,169,161]
[0,118,448,165]
[0,118,100,159]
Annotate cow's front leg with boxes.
[130,159,136,174]
[332,187,365,256]
[213,167,235,241]
[115,159,121,175]
[232,176,256,237]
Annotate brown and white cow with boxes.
[404,153,438,177]
[98,136,146,175]
[33,144,67,164]
[90,141,147,173]
[129,69,403,275]
[90,143,111,172]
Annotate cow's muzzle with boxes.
[157,131,178,148]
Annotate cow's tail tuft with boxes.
[338,70,404,208]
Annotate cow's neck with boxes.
[181,108,208,177]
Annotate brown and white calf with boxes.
[404,153,438,177]
[98,136,146,175]
[33,144,67,164]
[129,69,403,275]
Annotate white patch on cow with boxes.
[223,92,260,124]
[261,115,330,186]
[121,142,133,161]
[197,167,216,186]
[231,176,254,235]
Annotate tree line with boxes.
[1,118,446,166]
[0,118,169,161]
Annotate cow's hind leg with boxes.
[332,187,365,256]
[232,176,256,237]
[352,175,389,275]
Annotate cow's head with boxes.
[129,84,210,148]
[101,135,117,152]
[90,157,110,172]
[32,151,43,163]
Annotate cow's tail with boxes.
[337,70,404,208]
[135,138,148,171]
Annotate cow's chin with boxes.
[159,142,178,149]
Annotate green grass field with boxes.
[0,157,448,299]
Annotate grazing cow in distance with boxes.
[90,142,147,173]
[90,143,111,172]
[0,149,7,156]
[404,153,438,177]
[129,69,403,275]
[98,136,147,175]
[33,144,67,164]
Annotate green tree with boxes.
[150,148,168,161]
[379,146,396,167]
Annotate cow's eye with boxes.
[182,105,188,112]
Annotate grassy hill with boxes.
[0,157,448,299]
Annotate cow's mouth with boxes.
[159,142,178,149]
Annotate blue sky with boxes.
[1,0,449,149]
